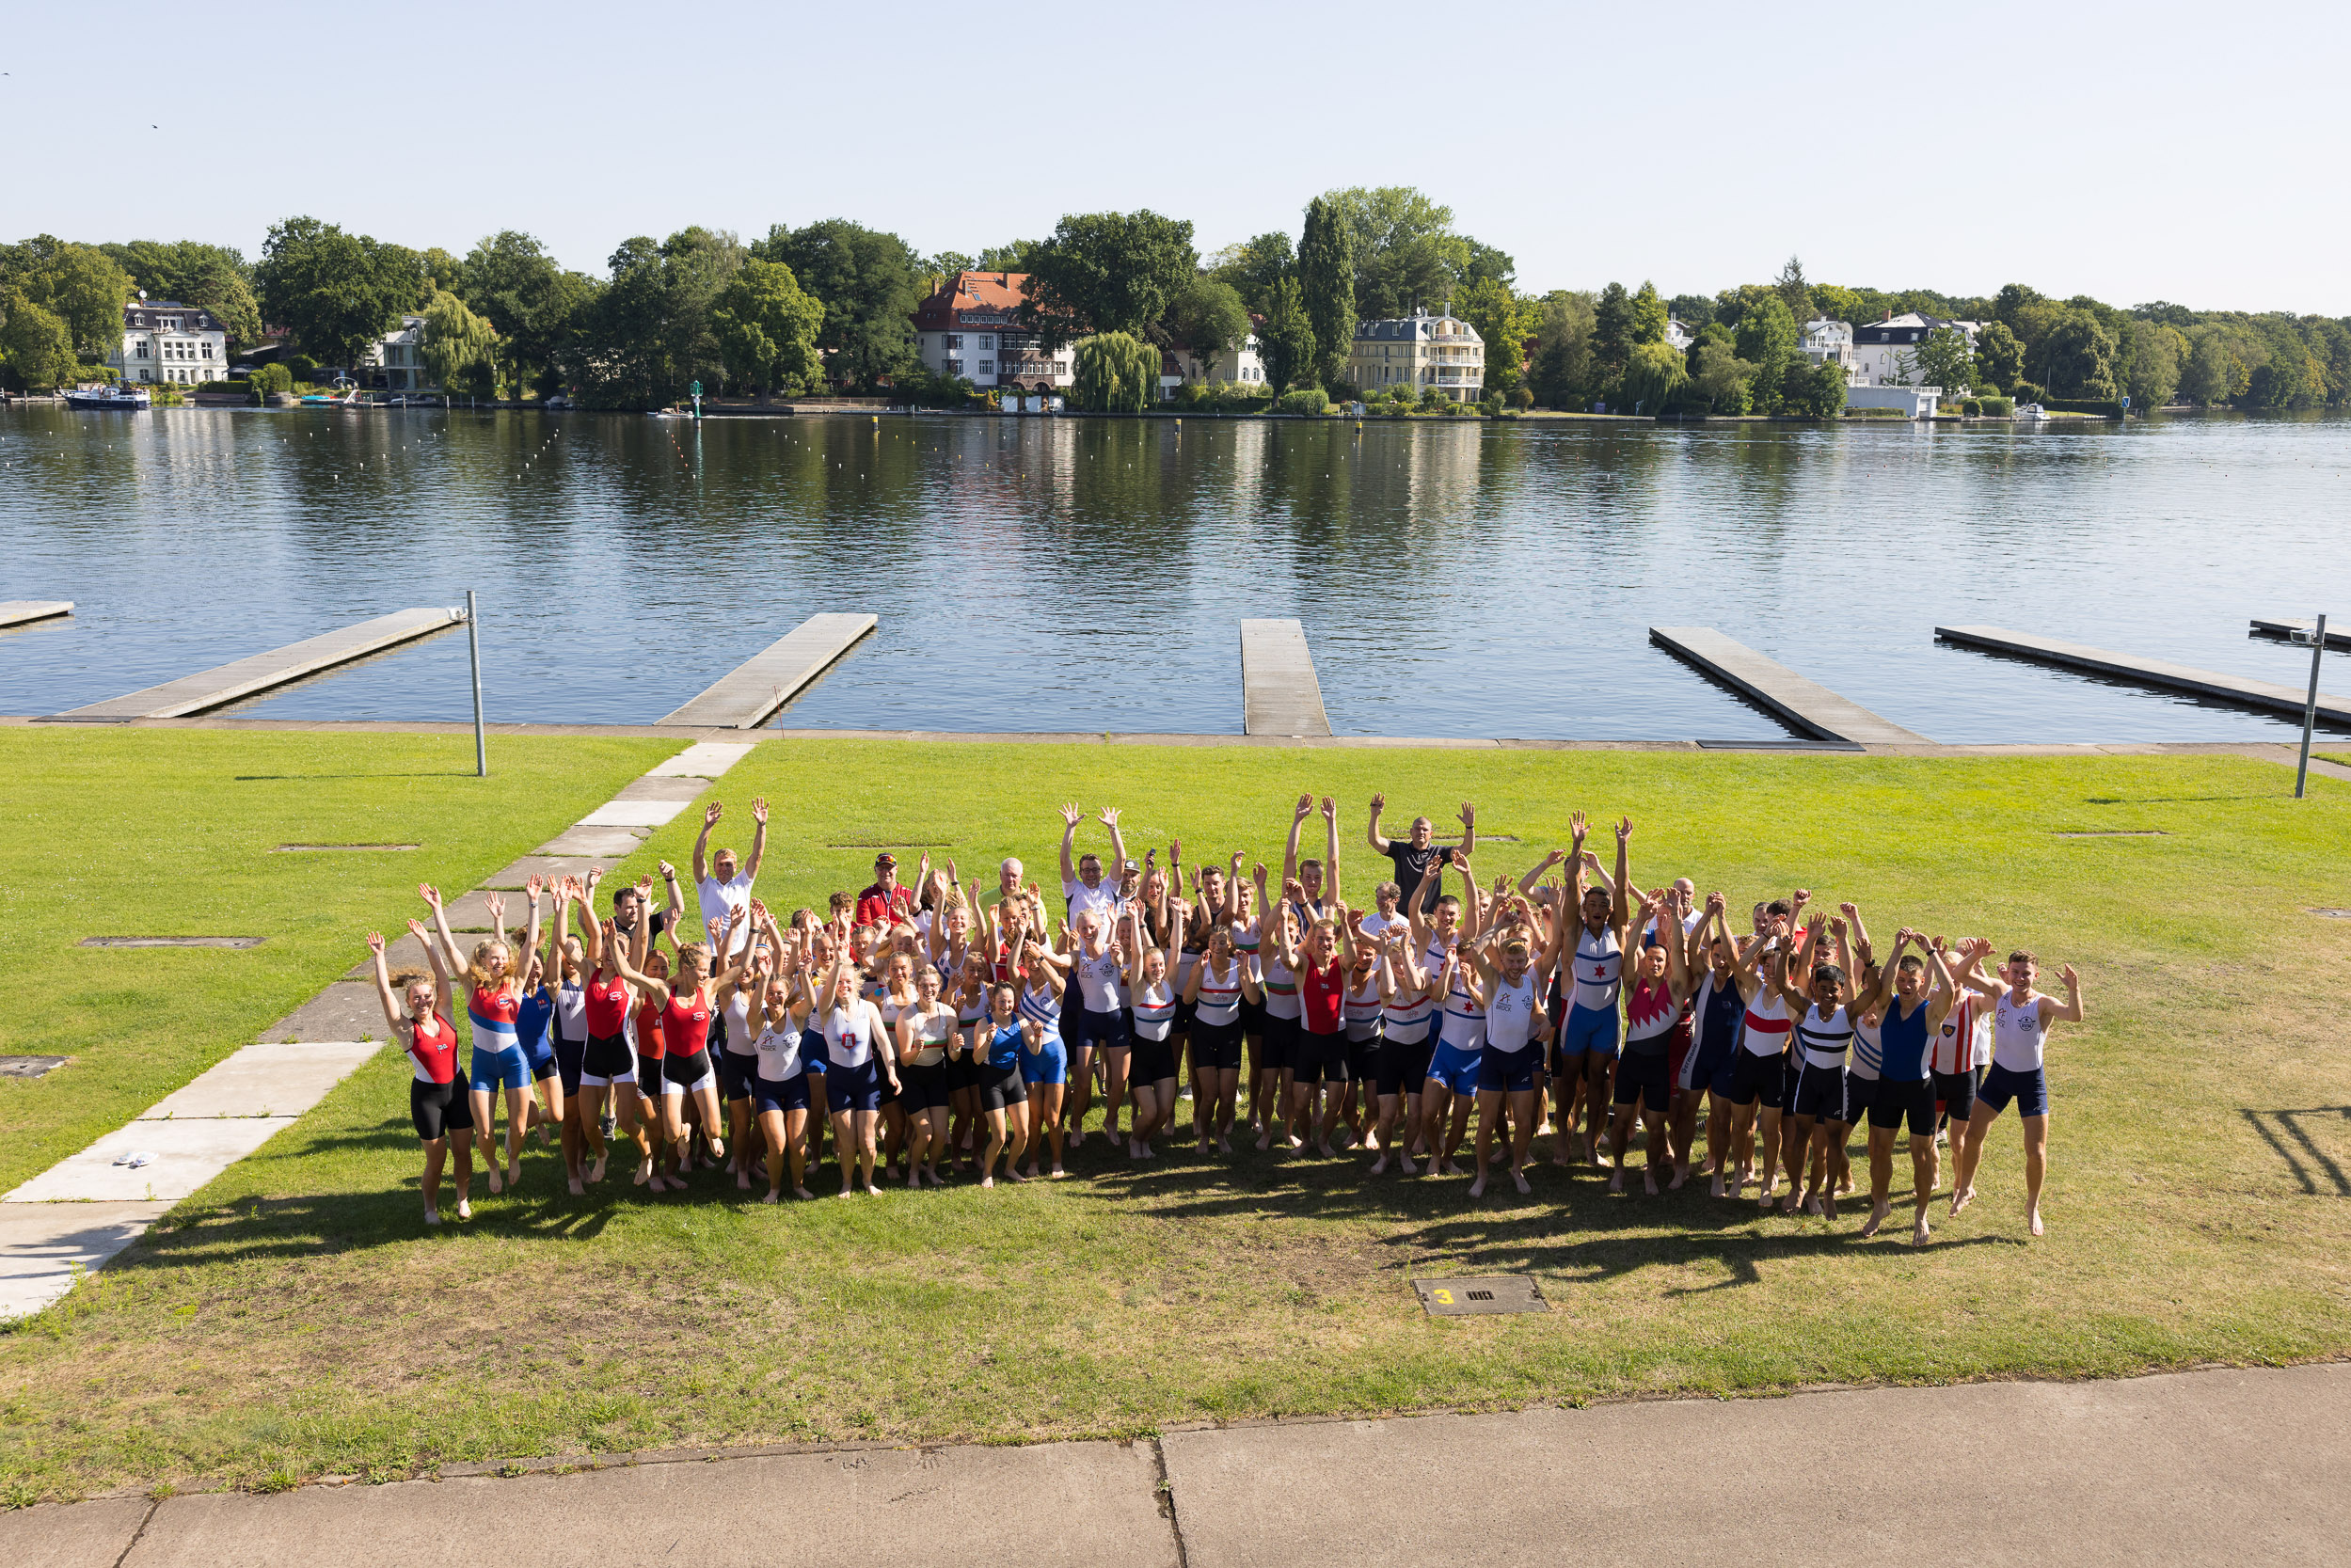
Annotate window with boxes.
[945,357,963,375]
[978,360,994,375]
[979,336,993,349]
[202,342,213,358]
[1054,361,1068,375]
[945,334,963,350]
[161,317,179,330]
[137,341,150,358]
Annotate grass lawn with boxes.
[0,728,675,1198]
[3,738,2349,1502]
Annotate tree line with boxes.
[5,213,2347,415]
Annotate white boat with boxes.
[2013,403,2049,421]
[62,384,151,411]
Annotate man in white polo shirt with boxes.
[1057,802,1128,924]
[692,797,768,962]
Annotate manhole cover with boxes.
[0,1055,69,1079]
[2054,831,2167,838]
[79,936,264,948]
[2310,909,2351,920]
[1414,1275,1549,1316]
[274,843,420,852]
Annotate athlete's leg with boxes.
[979,1105,1009,1186]
[1505,1088,1537,1194]
[2022,1112,2049,1236]
[1862,1124,1897,1236]
[1035,1084,1066,1175]
[1468,1087,1504,1197]
[1951,1099,1999,1215]
[757,1108,788,1202]
[1909,1114,1938,1244]
[1062,1043,1093,1148]
[1608,1095,1639,1194]
[1099,1045,1130,1144]
[1581,1053,1613,1160]
[446,1126,476,1219]
[420,1137,447,1222]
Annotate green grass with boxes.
[3,737,2349,1500]
[0,729,675,1196]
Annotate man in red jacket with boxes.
[856,853,915,930]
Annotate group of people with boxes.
[368,791,2083,1243]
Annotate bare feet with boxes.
[1370,1156,1390,1175]
[567,1177,585,1196]
[1860,1200,1890,1238]
[795,1185,816,1200]
[1912,1214,1931,1246]
[1643,1167,1660,1196]
[980,1175,995,1189]
[453,1199,472,1221]
[424,1208,441,1226]
[1316,1141,1338,1159]
[2027,1203,2044,1237]
[633,1159,651,1187]
[1255,1131,1273,1152]
[1667,1163,1688,1192]
[762,1191,779,1205]
[865,1181,881,1196]
[1709,1170,1727,1198]
[588,1153,608,1184]
[1610,1169,1626,1194]
[1468,1174,1488,1197]
[1820,1192,1837,1221]
[1049,1164,1066,1179]
[1399,1152,1419,1176]
[1950,1185,1975,1217]
[506,1159,521,1188]
[1217,1135,1233,1155]
[486,1164,504,1195]
[1512,1168,1532,1195]
[736,1172,753,1191]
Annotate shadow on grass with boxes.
[2238,1106,2351,1195]
[232,771,481,782]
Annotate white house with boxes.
[1346,306,1485,402]
[1665,317,1695,353]
[110,299,229,385]
[910,271,1074,390]
[1799,317,1856,377]
[1851,311,1978,388]
[1166,331,1267,390]
[357,314,440,392]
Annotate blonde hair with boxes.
[466,940,513,990]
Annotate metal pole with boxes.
[2295,612,2327,799]
[466,589,486,778]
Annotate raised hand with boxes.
[1370,791,1386,813]
[1059,801,1083,828]
[2059,963,2079,988]
[706,916,727,943]
[1448,847,1469,869]
[1168,838,1182,863]
[1707,891,1726,913]
[1829,916,1849,938]
[1792,888,1813,910]
[1615,816,1633,844]
[1295,793,1313,819]
[1568,810,1587,845]
[1251,861,1268,883]
[1459,801,1476,829]
[484,892,506,922]
[585,866,604,895]
[658,860,676,883]
[366,930,386,955]
[1839,901,1859,920]
[704,800,723,829]
[1320,796,1337,820]
[418,882,442,909]
[1099,805,1122,828]
[406,917,431,942]
[750,796,768,825]
[526,875,545,902]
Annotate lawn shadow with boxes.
[2237,1106,2351,1195]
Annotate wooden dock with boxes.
[1936,625,2351,724]
[48,607,466,721]
[0,600,73,629]
[1649,626,1930,747]
[1240,619,1331,737]
[2249,617,2350,652]
[659,613,876,728]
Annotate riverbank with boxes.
[1,728,2344,1501]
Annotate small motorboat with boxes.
[62,384,151,411]
[2012,403,2049,421]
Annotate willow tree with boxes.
[421,289,501,399]
[1071,331,1159,412]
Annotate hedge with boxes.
[2042,398,2123,418]
[1978,396,2014,417]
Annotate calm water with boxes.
[2,405,2346,742]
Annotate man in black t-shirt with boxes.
[1368,795,1477,915]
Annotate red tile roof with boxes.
[913,271,1032,331]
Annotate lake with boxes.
[2,404,2345,742]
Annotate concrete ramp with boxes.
[1651,626,1929,747]
[0,600,73,629]
[1240,619,1331,736]
[660,613,875,728]
[1937,625,2351,725]
[50,607,465,720]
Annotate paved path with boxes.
[0,739,756,1322]
[3,1363,2341,1565]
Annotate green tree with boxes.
[459,230,590,398]
[1070,331,1158,412]
[1621,340,1686,414]
[1787,357,1848,418]
[1297,196,1356,388]
[420,289,500,399]
[1529,290,1596,408]
[1593,281,1636,385]
[16,241,133,357]
[1169,277,1251,380]
[2042,311,2118,399]
[254,217,424,372]
[1913,325,1976,395]
[1203,232,1293,316]
[1975,320,2025,391]
[419,247,465,300]
[2178,331,2240,405]
[0,289,80,388]
[558,229,742,407]
[925,251,976,288]
[101,240,262,347]
[2121,321,2185,411]
[1323,186,1469,319]
[1456,277,1526,401]
[1668,293,1715,329]
[1021,210,1198,340]
[1733,295,1799,412]
[1255,275,1316,395]
[1459,240,1515,289]
[752,219,925,390]
[1774,256,1813,325]
[710,257,825,397]
[976,239,1042,274]
[1688,331,1755,415]
[1631,281,1668,345]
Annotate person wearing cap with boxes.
[856,853,916,931]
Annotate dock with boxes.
[2249,617,2349,652]
[1649,626,1930,747]
[1936,625,2351,724]
[1240,619,1331,737]
[47,607,466,721]
[659,613,876,729]
[0,600,73,629]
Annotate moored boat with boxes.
[62,384,151,411]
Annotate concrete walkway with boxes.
[0,740,755,1322]
[3,1363,2342,1565]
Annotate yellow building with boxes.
[1346,307,1485,402]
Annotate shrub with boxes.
[1959,398,1983,417]
[283,354,319,383]
[197,378,252,394]
[1511,387,1534,411]
[1843,405,1906,418]
[73,363,120,384]
[2011,381,2046,404]
[253,364,294,396]
[1478,395,1503,416]
[1276,388,1329,417]
[1978,395,2014,417]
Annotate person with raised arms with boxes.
[1181,909,1258,1154]
[1722,892,1807,1209]
[1461,889,1563,1197]
[369,921,475,1225]
[1368,927,1436,1176]
[1845,927,1961,1243]
[1556,815,1636,1164]
[1122,901,1183,1159]
[970,981,1036,1187]
[815,943,901,1196]
[1678,893,1752,1197]
[1612,889,1698,1195]
[607,904,753,1188]
[1779,912,1859,1218]
[420,880,539,1196]
[1271,889,1357,1158]
[894,959,960,1188]
[1283,793,1342,927]
[1414,848,1487,1178]
[1366,794,1476,916]
[1016,927,1072,1180]
[1947,942,2084,1237]
[749,927,817,1203]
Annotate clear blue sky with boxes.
[8,1,2345,313]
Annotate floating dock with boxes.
[659,613,876,728]
[48,607,466,721]
[0,600,73,629]
[2249,617,2350,652]
[1240,619,1331,737]
[1935,625,2351,725]
[1649,626,1929,747]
